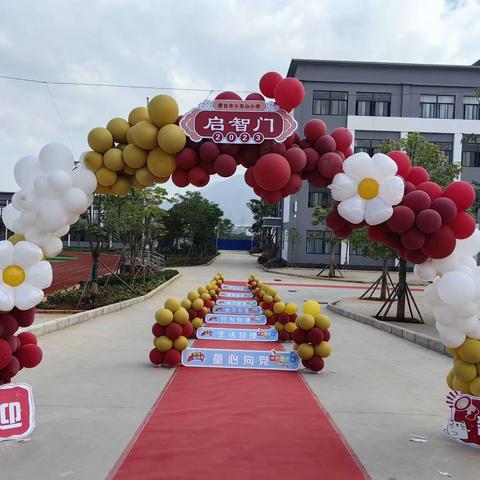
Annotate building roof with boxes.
[287,58,480,77]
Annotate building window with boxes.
[462,151,480,167]
[464,97,480,120]
[308,189,331,208]
[306,231,340,255]
[349,243,366,256]
[420,95,454,119]
[356,92,391,116]
[432,142,453,164]
[312,91,348,116]
[354,139,384,156]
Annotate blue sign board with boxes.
[181,348,299,371]
[212,305,263,315]
[218,291,253,298]
[205,313,266,325]
[216,299,257,306]
[196,326,278,341]
[221,284,251,292]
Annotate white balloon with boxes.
[433,305,457,326]
[20,210,36,228]
[455,229,480,257]
[457,255,478,271]
[425,283,442,305]
[457,315,479,332]
[454,301,479,318]
[414,261,437,281]
[54,225,70,237]
[466,322,480,340]
[68,214,80,225]
[12,216,27,235]
[63,188,88,214]
[38,143,74,173]
[436,271,477,306]
[72,167,97,194]
[14,156,43,189]
[438,330,466,349]
[24,227,46,247]
[34,176,56,198]
[11,189,36,211]
[35,200,69,232]
[42,236,63,258]
[432,255,462,275]
[47,170,73,194]
[1,204,21,231]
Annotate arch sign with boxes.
[2,70,480,447]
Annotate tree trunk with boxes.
[380,258,388,300]
[328,248,336,278]
[91,251,99,296]
[395,258,407,321]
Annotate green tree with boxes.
[216,218,234,239]
[287,227,301,266]
[247,199,277,255]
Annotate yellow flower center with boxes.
[357,178,379,200]
[3,265,25,287]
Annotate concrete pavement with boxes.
[1,251,476,480]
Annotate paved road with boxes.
[1,252,477,479]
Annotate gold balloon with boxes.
[452,376,471,394]
[126,127,134,144]
[157,124,186,154]
[155,335,173,352]
[154,176,169,184]
[285,303,297,315]
[285,321,296,333]
[106,117,130,144]
[8,234,25,245]
[84,151,103,171]
[173,336,188,351]
[132,178,147,189]
[314,341,332,358]
[303,299,321,317]
[135,166,155,186]
[95,184,112,194]
[128,106,149,126]
[454,360,478,382]
[181,298,192,309]
[470,377,480,396]
[296,314,315,330]
[275,321,284,332]
[148,95,179,127]
[192,317,203,329]
[123,165,136,175]
[458,338,480,363]
[131,121,159,150]
[103,148,125,171]
[164,298,181,312]
[96,167,117,186]
[446,369,454,389]
[297,343,315,360]
[315,314,331,330]
[110,176,132,195]
[147,148,176,177]
[155,308,174,325]
[173,307,190,325]
[123,143,147,168]
[88,127,113,153]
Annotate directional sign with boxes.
[196,326,278,341]
[215,299,257,306]
[221,285,251,292]
[212,305,263,315]
[205,313,266,325]
[182,348,299,371]
[218,291,253,298]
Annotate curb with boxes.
[205,253,220,266]
[327,302,449,357]
[28,273,182,338]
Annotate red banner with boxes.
[0,384,35,441]
[445,391,480,448]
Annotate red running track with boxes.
[45,252,120,293]
[109,341,368,480]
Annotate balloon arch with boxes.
[2,70,480,447]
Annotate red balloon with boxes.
[0,314,18,338]
[304,119,327,142]
[17,332,37,346]
[244,167,257,188]
[314,135,336,155]
[214,154,237,177]
[282,175,302,195]
[172,168,189,187]
[335,150,345,161]
[307,355,325,372]
[368,224,389,243]
[331,128,353,152]
[334,224,353,238]
[285,147,307,173]
[318,152,343,178]
[416,209,442,234]
[0,356,20,379]
[401,228,426,250]
[259,140,286,156]
[6,336,20,354]
[188,308,196,321]
[196,309,206,319]
[15,344,42,368]
[245,92,265,101]
[278,331,290,342]
[298,138,313,150]
[202,162,216,175]
[387,151,412,178]
[402,190,431,212]
[307,327,324,345]
[165,322,183,340]
[404,181,416,195]
[176,147,198,170]
[388,206,416,233]
[199,141,220,163]
[304,148,320,171]
[220,144,240,156]
[152,323,164,337]
[259,71,283,98]
[323,330,331,341]
[0,339,12,369]
[164,349,181,366]
[254,153,291,191]
[188,167,209,187]
[344,147,354,158]
[325,210,346,230]
[261,189,283,205]
[284,133,296,147]
[274,78,305,111]
[406,166,429,186]
[417,181,443,200]
[215,91,242,100]
[291,328,308,344]
[149,348,164,365]
[253,186,263,197]
[422,226,456,259]
[443,181,476,211]
[11,307,35,328]
[449,212,476,239]
[385,232,403,249]
[237,145,259,167]
[181,322,194,339]
[403,249,428,265]
[431,197,457,224]
[277,313,289,325]
[306,171,329,188]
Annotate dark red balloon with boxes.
[449,212,476,239]
[401,228,426,250]
[6,336,20,354]
[259,140,286,156]
[323,330,331,341]
[278,331,290,342]
[307,328,324,345]
[291,328,308,344]
[282,175,302,195]
[298,139,313,150]
[215,91,242,100]
[15,344,42,368]
[430,197,458,224]
[335,150,345,160]
[254,153,291,191]
[244,167,257,188]
[0,315,18,339]
[404,181,416,195]
[181,322,194,339]
[188,309,196,321]
[245,92,265,101]
[274,78,305,111]
[402,190,431,212]
[443,181,476,211]
[325,210,346,231]
[334,224,353,238]
[149,348,164,365]
[306,171,329,188]
[237,145,259,167]
[387,151,412,178]
[188,167,209,187]
[220,144,240,156]
[164,349,181,366]
[17,332,37,346]
[368,224,389,243]
[344,147,354,158]
[331,128,353,152]
[407,166,429,186]
[304,148,319,171]
[422,226,456,259]
[0,339,12,369]
[259,71,283,98]
[416,209,442,234]
[307,355,325,372]
[278,313,290,324]
[11,308,35,328]
[214,154,237,177]
[165,322,183,340]
[417,181,442,200]
[199,141,220,163]
[152,323,164,337]
[261,189,283,205]
[388,206,416,233]
[172,168,189,187]
[385,232,403,249]
[314,135,336,155]
[403,249,428,265]
[176,147,198,170]
[318,152,343,178]
[304,119,327,142]
[0,356,20,379]
[285,147,307,173]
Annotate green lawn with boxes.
[47,256,77,264]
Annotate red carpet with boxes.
[109,338,368,479]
